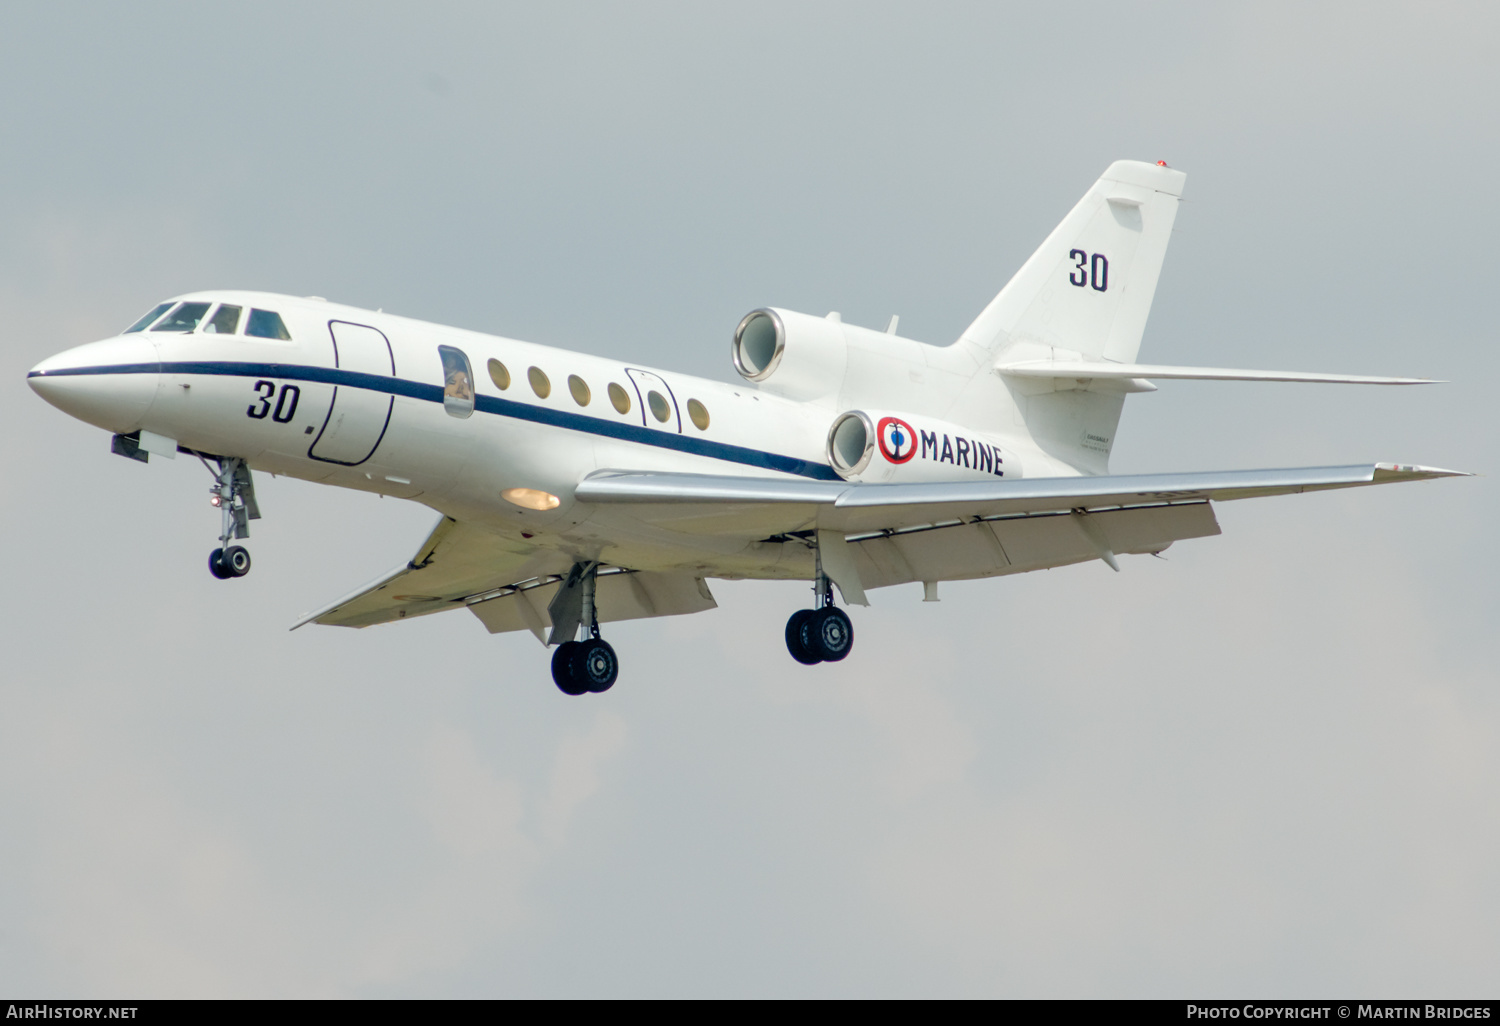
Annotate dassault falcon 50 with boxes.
[27,160,1466,695]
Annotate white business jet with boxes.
[27,160,1466,695]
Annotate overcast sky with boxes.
[1,1,1496,998]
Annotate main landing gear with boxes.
[199,455,260,580]
[785,563,855,666]
[547,561,619,696]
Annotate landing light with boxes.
[502,487,561,511]
[210,495,222,507]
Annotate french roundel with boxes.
[877,416,917,464]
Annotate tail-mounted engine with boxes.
[827,409,1022,484]
[732,308,848,403]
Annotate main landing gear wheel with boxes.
[572,638,619,693]
[810,606,853,662]
[785,607,855,664]
[547,561,621,696]
[550,638,620,695]
[785,609,822,665]
[551,641,589,696]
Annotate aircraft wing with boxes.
[293,515,717,637]
[576,463,1468,599]
[577,462,1465,530]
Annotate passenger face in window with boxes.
[438,345,475,419]
[445,368,471,399]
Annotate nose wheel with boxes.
[209,545,252,579]
[198,455,260,580]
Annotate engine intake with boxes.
[731,309,784,381]
[826,409,1022,483]
[731,307,848,402]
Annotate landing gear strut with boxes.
[200,455,260,579]
[548,561,619,696]
[785,547,855,665]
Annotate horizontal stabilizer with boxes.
[996,360,1439,385]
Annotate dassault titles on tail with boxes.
[28,160,1468,695]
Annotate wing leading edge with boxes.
[293,515,717,636]
[576,463,1468,601]
[577,462,1466,526]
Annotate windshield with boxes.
[204,304,242,334]
[245,309,291,340]
[123,302,173,333]
[150,302,212,333]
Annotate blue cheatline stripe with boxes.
[29,361,844,481]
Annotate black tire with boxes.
[785,609,822,665]
[810,606,854,662]
[551,641,588,696]
[572,639,619,693]
[223,545,252,577]
[208,548,231,580]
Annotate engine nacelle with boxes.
[731,307,847,403]
[826,409,1023,484]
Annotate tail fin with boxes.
[957,161,1185,474]
[959,160,1185,364]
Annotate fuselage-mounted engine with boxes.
[731,308,848,403]
[826,409,1023,484]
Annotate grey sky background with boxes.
[1,1,1495,997]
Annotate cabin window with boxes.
[608,382,631,415]
[687,398,710,430]
[568,374,591,406]
[245,309,292,340]
[488,358,510,390]
[123,302,173,333]
[150,301,211,332]
[439,345,474,419]
[204,304,242,335]
[647,390,670,423]
[528,366,551,398]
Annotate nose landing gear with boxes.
[199,455,260,580]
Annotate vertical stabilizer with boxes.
[960,160,1185,364]
[955,161,1186,473]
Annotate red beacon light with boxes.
[1157,160,1170,167]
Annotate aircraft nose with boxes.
[27,336,162,434]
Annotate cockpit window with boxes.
[150,301,212,332]
[204,304,242,335]
[123,302,173,333]
[245,309,292,340]
[438,345,474,419]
